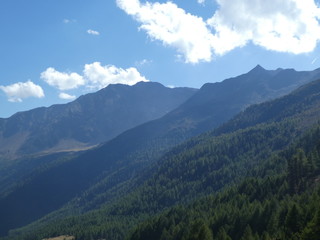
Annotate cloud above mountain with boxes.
[1,63,148,103]
[0,80,44,102]
[84,62,149,90]
[41,62,149,95]
[116,0,213,63]
[41,68,85,91]
[117,0,320,63]
[59,92,76,100]
[209,0,320,55]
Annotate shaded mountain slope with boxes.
[105,66,320,152]
[0,82,197,159]
[135,77,320,209]
[71,65,320,160]
[216,78,320,135]
[129,124,320,240]
[161,65,320,135]
[6,75,320,240]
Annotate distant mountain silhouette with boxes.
[115,65,320,146]
[165,65,320,135]
[0,82,197,159]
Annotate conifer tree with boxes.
[215,227,231,240]
[285,204,302,236]
[301,209,320,240]
[240,225,255,240]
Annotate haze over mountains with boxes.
[1,65,320,240]
[1,65,320,161]
[144,65,320,138]
[0,82,196,159]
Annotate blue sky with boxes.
[1,0,320,118]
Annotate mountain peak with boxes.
[249,64,266,73]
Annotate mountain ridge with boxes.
[150,66,320,136]
[0,81,197,159]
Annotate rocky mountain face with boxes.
[161,65,320,136]
[0,82,197,159]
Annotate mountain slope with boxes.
[75,65,320,162]
[102,66,320,152]
[0,81,197,159]
[66,77,320,240]
[132,76,320,211]
[2,66,320,239]
[129,124,320,240]
[5,74,320,240]
[161,65,320,135]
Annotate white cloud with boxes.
[84,62,149,90]
[41,67,85,91]
[63,19,76,24]
[87,29,100,35]
[0,80,44,102]
[41,62,149,93]
[135,59,152,66]
[117,0,320,62]
[59,92,76,100]
[116,0,214,63]
[208,0,320,55]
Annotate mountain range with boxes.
[1,65,320,240]
[0,82,197,159]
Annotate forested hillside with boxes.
[5,77,320,240]
[2,66,318,238]
[129,124,320,240]
[3,0,320,238]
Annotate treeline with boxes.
[129,179,320,240]
[128,125,320,240]
[7,119,307,240]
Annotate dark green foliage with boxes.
[187,220,213,240]
[240,225,255,240]
[128,177,320,240]
[0,114,299,239]
[285,203,302,237]
[127,123,320,240]
[216,227,232,240]
[301,209,320,240]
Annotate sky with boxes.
[1,0,320,118]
